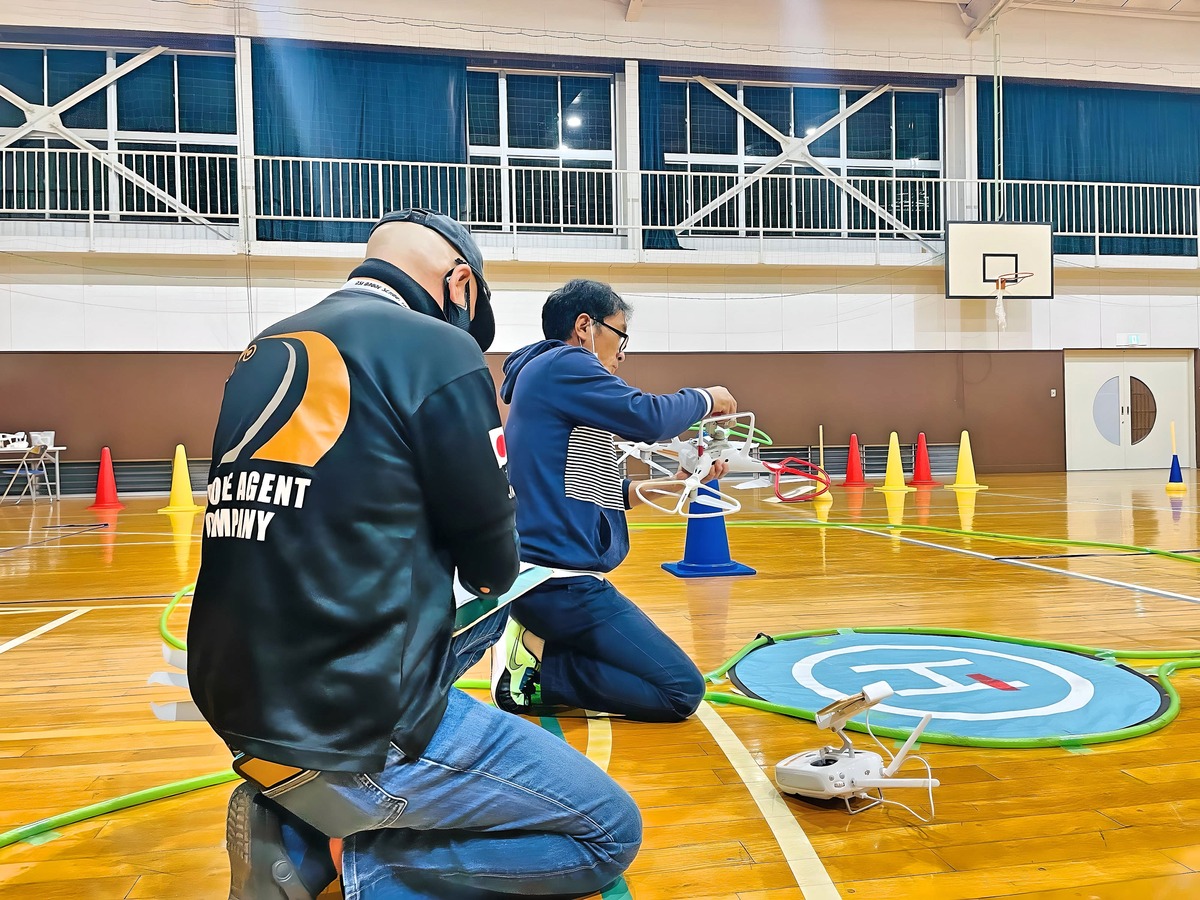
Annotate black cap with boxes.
[370,208,495,351]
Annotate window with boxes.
[659,77,943,239]
[0,45,238,224]
[689,82,737,155]
[846,89,892,160]
[465,69,615,233]
[466,70,499,147]
[743,86,790,157]
[793,87,840,158]
[560,76,611,151]
[0,49,43,128]
[177,55,236,135]
[506,75,559,150]
[49,50,108,130]
[117,53,176,132]
[895,91,939,161]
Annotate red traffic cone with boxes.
[88,446,125,510]
[908,432,941,486]
[843,433,868,487]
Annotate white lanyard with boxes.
[342,277,410,309]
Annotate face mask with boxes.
[442,262,472,333]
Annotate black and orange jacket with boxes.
[187,259,519,773]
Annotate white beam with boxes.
[49,124,226,236]
[626,0,644,22]
[675,79,940,252]
[963,0,1019,38]
[0,47,167,151]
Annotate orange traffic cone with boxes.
[843,433,868,487]
[88,447,125,510]
[908,433,940,486]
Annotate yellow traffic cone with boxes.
[946,431,987,491]
[812,489,834,523]
[875,432,915,494]
[158,444,204,513]
[954,487,978,533]
[883,487,908,526]
[167,510,198,574]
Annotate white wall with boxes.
[1,254,1196,354]
[4,0,1200,89]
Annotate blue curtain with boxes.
[639,65,682,250]
[978,80,1200,256]
[253,42,467,241]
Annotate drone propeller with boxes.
[634,476,742,518]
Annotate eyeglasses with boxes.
[593,318,629,353]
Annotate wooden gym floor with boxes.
[2,470,1200,899]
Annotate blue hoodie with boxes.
[501,340,712,572]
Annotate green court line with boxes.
[631,518,1200,565]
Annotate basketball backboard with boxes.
[945,222,1054,300]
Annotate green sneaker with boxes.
[490,616,541,715]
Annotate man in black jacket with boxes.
[189,210,641,900]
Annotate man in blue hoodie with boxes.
[495,279,737,721]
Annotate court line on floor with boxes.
[693,701,840,900]
[0,525,106,554]
[0,609,89,655]
[842,526,1200,605]
[0,603,188,614]
[998,548,1200,561]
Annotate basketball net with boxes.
[992,272,1032,333]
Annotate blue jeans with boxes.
[279,612,642,899]
[512,577,706,721]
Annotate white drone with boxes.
[617,412,830,518]
[775,681,940,818]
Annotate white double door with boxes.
[1064,350,1195,471]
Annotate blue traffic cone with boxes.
[1166,454,1187,495]
[661,480,756,578]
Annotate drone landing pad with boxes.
[728,630,1168,746]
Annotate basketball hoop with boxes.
[992,271,1033,332]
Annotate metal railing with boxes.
[254,157,619,234]
[3,146,1198,255]
[0,146,239,223]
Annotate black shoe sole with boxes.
[226,783,316,900]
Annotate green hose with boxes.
[701,626,1200,749]
[160,582,194,651]
[0,770,238,850]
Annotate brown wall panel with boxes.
[3,350,1065,473]
[488,350,1065,473]
[0,352,237,462]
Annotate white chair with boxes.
[1,444,51,504]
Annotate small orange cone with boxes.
[908,433,940,486]
[843,434,868,487]
[88,447,125,510]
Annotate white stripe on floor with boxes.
[0,609,89,654]
[694,701,840,899]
